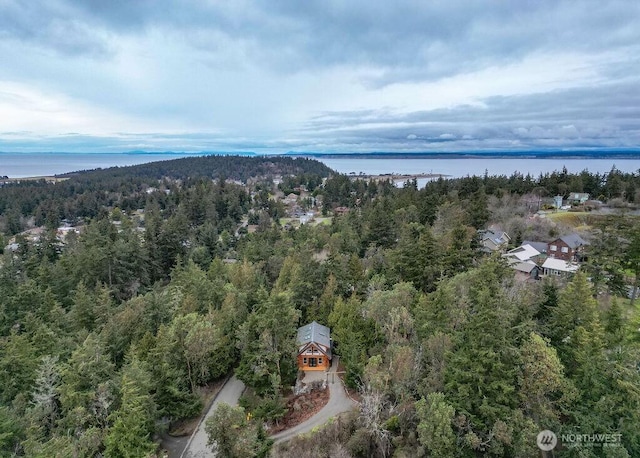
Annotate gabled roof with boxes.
[557,233,587,249]
[522,240,548,253]
[511,260,539,274]
[297,321,331,349]
[480,229,510,244]
[504,244,541,261]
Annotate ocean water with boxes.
[1,152,640,179]
[0,152,201,178]
[317,157,640,179]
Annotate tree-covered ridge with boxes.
[0,155,333,234]
[0,158,639,456]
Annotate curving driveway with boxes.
[180,375,246,458]
[178,358,357,456]
[271,357,358,444]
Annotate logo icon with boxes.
[537,430,558,451]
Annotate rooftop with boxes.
[297,321,331,349]
[511,260,539,274]
[542,258,579,273]
[558,233,587,249]
[504,244,541,261]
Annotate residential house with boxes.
[299,212,314,225]
[503,244,541,262]
[283,193,299,205]
[568,192,590,205]
[542,258,579,277]
[511,260,541,281]
[56,226,79,240]
[522,240,548,255]
[479,229,511,253]
[4,242,19,252]
[553,195,564,209]
[503,244,542,281]
[297,321,332,371]
[547,233,587,261]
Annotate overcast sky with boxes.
[1,0,639,153]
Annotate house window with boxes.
[561,247,569,253]
[303,358,307,365]
[550,245,557,251]
[318,358,323,365]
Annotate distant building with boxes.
[510,260,541,281]
[542,258,579,277]
[548,233,588,261]
[553,195,564,209]
[4,242,19,252]
[504,243,543,281]
[284,193,299,205]
[568,192,590,204]
[299,212,314,225]
[503,244,541,262]
[479,229,511,253]
[522,240,548,254]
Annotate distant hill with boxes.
[60,155,334,182]
[0,155,335,226]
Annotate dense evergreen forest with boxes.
[0,156,332,234]
[1,156,639,457]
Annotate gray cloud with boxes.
[295,77,640,151]
[0,1,639,152]
[4,1,638,80]
[0,1,111,56]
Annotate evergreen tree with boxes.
[104,358,157,458]
[416,392,456,458]
[442,259,526,452]
[205,403,271,458]
[236,292,300,397]
[329,295,381,388]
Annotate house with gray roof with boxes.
[548,233,588,262]
[297,321,332,371]
[510,260,541,281]
[522,240,548,254]
[568,192,590,204]
[478,229,511,253]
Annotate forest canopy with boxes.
[0,156,639,457]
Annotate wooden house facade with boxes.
[548,233,587,262]
[297,321,332,371]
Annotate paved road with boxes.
[180,375,246,458]
[271,358,358,444]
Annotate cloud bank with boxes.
[0,0,639,153]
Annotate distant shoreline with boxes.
[284,150,640,159]
[348,172,450,181]
[1,176,68,183]
[2,152,640,180]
